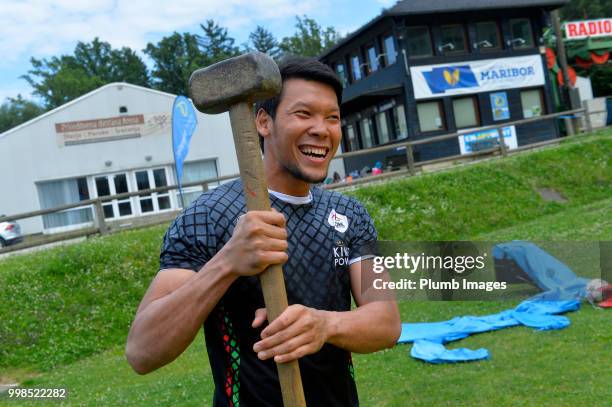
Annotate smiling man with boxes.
[126,56,400,407]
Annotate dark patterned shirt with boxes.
[160,179,377,407]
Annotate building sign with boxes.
[55,113,171,146]
[458,126,518,155]
[411,55,545,99]
[490,92,510,121]
[565,19,612,40]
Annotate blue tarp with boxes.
[399,300,580,364]
[492,241,589,300]
[398,242,588,364]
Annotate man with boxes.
[126,56,400,406]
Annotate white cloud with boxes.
[0,0,323,66]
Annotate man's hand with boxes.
[219,209,288,277]
[251,305,331,363]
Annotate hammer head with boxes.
[189,52,282,114]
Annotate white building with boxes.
[0,82,347,237]
[0,83,239,235]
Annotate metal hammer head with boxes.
[189,52,282,114]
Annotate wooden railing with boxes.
[0,106,607,253]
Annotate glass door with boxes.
[94,173,133,219]
[134,167,172,215]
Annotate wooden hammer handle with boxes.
[228,102,307,407]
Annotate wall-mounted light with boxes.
[145,155,152,162]
[105,160,112,167]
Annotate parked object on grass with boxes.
[0,219,23,248]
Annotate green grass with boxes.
[1,131,611,406]
[348,133,611,240]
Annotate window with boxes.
[366,44,379,74]
[179,159,219,206]
[440,24,467,53]
[510,18,534,49]
[393,104,408,139]
[375,111,391,144]
[335,63,348,88]
[37,177,93,230]
[417,101,445,132]
[453,97,480,129]
[406,26,433,57]
[383,35,397,65]
[345,124,359,151]
[350,54,362,81]
[360,117,375,148]
[475,21,501,50]
[521,89,545,118]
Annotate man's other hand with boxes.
[252,305,330,363]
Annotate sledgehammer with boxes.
[189,52,306,407]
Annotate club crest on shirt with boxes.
[328,209,349,233]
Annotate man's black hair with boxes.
[255,56,343,152]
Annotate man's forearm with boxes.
[324,301,400,353]
[126,257,236,374]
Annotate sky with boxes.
[0,0,396,103]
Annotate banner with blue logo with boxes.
[458,126,518,155]
[411,55,545,99]
[490,92,510,121]
[172,96,198,207]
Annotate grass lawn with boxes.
[1,132,611,406]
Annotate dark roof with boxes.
[387,0,569,15]
[320,0,569,59]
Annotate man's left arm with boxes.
[253,259,401,363]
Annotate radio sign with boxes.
[565,19,612,40]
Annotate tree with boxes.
[560,0,612,20]
[22,38,150,109]
[144,32,205,96]
[279,16,341,58]
[0,95,45,134]
[246,26,280,59]
[197,20,240,65]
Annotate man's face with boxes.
[258,78,341,184]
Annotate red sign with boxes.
[565,19,612,40]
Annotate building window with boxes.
[520,88,545,118]
[453,97,480,129]
[366,44,379,74]
[345,124,359,151]
[475,21,501,51]
[393,104,408,139]
[178,159,219,206]
[37,178,94,230]
[440,24,467,54]
[383,35,397,66]
[375,111,391,144]
[510,18,534,49]
[335,63,348,88]
[417,101,445,132]
[360,117,375,148]
[406,26,433,57]
[350,54,362,82]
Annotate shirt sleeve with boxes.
[159,203,216,272]
[348,201,378,265]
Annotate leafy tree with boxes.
[279,16,341,57]
[197,20,240,65]
[245,26,280,59]
[144,32,205,96]
[0,95,45,133]
[22,38,149,109]
[560,0,612,20]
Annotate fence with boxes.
[0,106,607,254]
